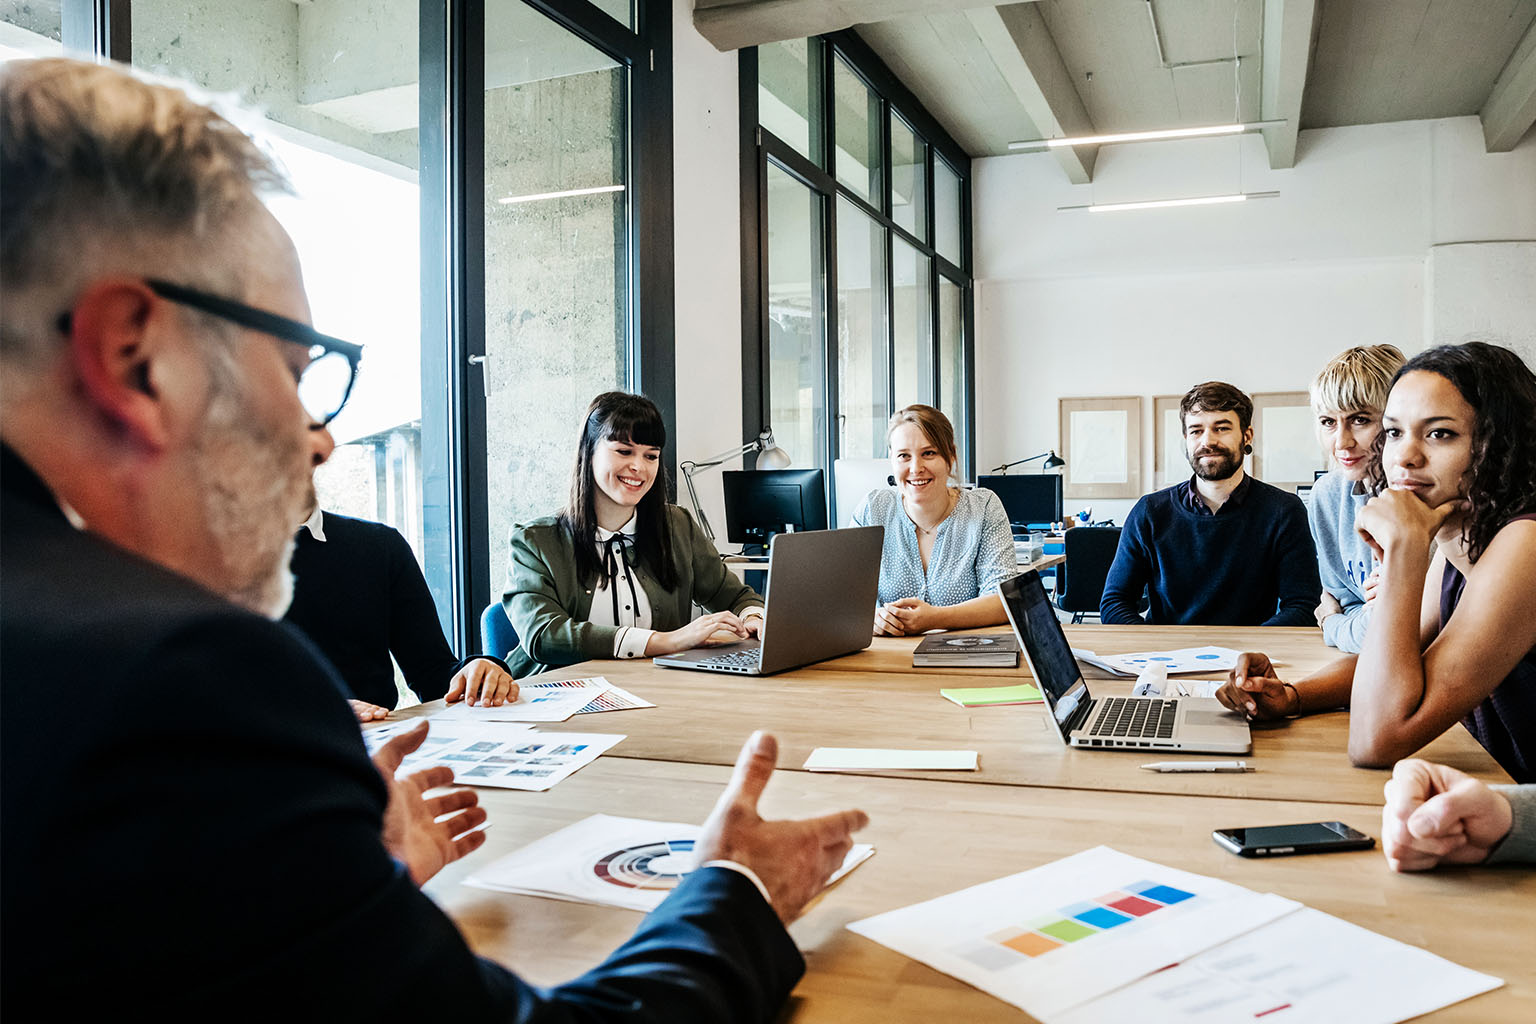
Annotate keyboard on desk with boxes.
[1087,697,1178,740]
[693,647,762,673]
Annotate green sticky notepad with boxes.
[939,684,1043,707]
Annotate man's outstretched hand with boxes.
[373,720,489,885]
[695,731,870,924]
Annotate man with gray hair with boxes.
[1,57,865,1019]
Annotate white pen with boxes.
[1140,760,1253,773]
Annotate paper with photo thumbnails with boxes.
[362,719,623,792]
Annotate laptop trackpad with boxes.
[1184,708,1243,729]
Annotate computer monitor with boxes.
[832,458,894,527]
[977,473,1064,529]
[721,469,828,545]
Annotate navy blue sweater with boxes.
[1099,477,1320,626]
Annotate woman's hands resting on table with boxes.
[645,610,764,656]
[1213,652,1300,720]
[872,598,942,636]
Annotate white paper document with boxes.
[430,677,655,723]
[848,847,1501,1024]
[519,676,656,714]
[1054,907,1502,1024]
[1072,646,1241,676]
[847,846,1300,1020]
[429,679,610,723]
[803,748,979,772]
[467,813,875,912]
[364,720,622,791]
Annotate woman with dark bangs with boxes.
[502,392,765,677]
[1217,342,1536,782]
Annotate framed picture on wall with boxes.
[1250,392,1326,492]
[1153,395,1185,489]
[1059,396,1142,499]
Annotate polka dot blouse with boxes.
[851,487,1017,607]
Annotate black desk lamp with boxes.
[990,450,1065,474]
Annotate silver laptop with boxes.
[999,571,1251,754]
[653,526,884,676]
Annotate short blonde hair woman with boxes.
[850,405,1015,635]
[1306,344,1406,652]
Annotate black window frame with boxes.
[742,29,974,520]
[74,0,675,655]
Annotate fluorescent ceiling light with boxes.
[1057,191,1280,213]
[1008,120,1285,151]
[497,184,625,205]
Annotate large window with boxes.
[0,2,63,60]
[130,0,427,555]
[480,1,631,595]
[746,33,972,517]
[52,0,674,655]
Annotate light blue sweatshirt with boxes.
[1307,468,1375,652]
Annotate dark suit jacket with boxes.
[0,445,803,1021]
[285,511,496,708]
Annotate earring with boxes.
[1243,444,1253,455]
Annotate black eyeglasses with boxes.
[141,279,363,427]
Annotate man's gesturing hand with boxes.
[694,731,870,924]
[373,720,489,885]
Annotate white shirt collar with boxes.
[300,506,327,542]
[595,514,637,543]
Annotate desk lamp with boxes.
[681,429,792,540]
[991,450,1065,474]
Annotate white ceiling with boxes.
[695,0,1536,181]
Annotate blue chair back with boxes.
[480,601,519,660]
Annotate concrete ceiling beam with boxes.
[692,0,1041,53]
[967,3,1096,183]
[1480,13,1536,153]
[1259,0,1318,169]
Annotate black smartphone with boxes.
[1213,821,1375,857]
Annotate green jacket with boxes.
[502,505,762,677]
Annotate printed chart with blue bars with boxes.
[986,879,1197,960]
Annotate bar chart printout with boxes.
[848,846,1300,1020]
[848,847,1501,1023]
[1053,907,1502,1024]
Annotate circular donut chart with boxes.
[592,838,697,890]
[944,636,998,647]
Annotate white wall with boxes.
[974,117,1536,523]
[672,0,742,547]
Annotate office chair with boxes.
[480,600,519,660]
[1054,527,1123,624]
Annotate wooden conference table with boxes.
[391,626,1532,1022]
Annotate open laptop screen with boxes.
[999,572,1090,739]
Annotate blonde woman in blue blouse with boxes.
[852,405,1017,635]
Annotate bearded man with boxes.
[1099,381,1319,625]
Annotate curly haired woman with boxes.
[1216,342,1536,782]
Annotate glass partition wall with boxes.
[745,32,972,521]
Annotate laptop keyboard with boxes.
[1087,697,1178,740]
[695,648,762,673]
